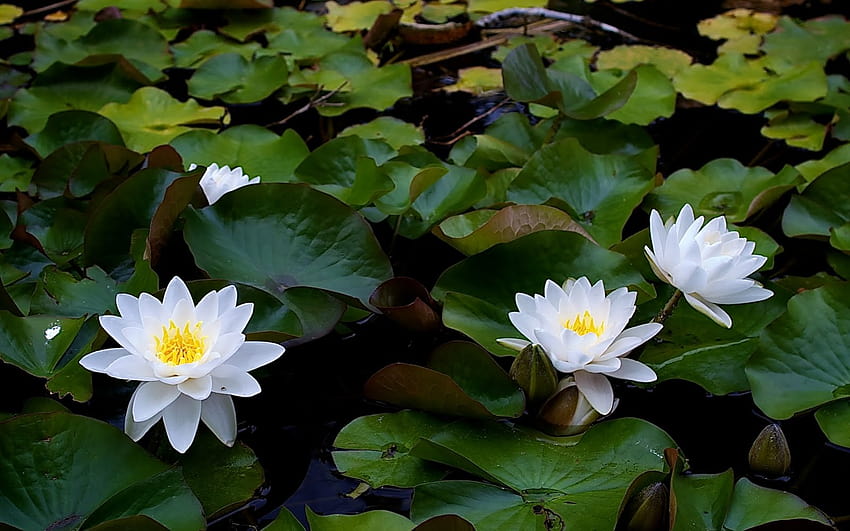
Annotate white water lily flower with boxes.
[497,277,662,415]
[80,277,284,453]
[189,163,260,205]
[645,204,773,328]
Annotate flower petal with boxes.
[211,364,262,397]
[684,292,732,328]
[79,348,130,373]
[217,285,238,312]
[607,358,657,382]
[227,341,285,371]
[116,293,141,324]
[201,393,237,447]
[178,375,213,401]
[574,370,615,415]
[163,276,193,317]
[133,380,181,421]
[162,394,202,453]
[217,303,253,336]
[105,354,158,381]
[124,386,162,441]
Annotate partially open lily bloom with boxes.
[645,204,773,328]
[497,277,662,415]
[188,163,260,205]
[80,277,284,453]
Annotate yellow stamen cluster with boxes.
[565,311,604,336]
[155,321,206,365]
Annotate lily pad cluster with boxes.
[1,0,850,529]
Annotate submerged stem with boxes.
[653,289,682,325]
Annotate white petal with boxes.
[496,338,530,351]
[138,292,163,321]
[227,341,285,371]
[600,322,663,360]
[211,332,246,361]
[607,358,657,382]
[574,371,615,415]
[194,290,219,324]
[216,285,238,313]
[163,276,193,317]
[98,315,137,353]
[105,355,158,381]
[79,348,130,373]
[178,375,213,401]
[684,292,732,328]
[162,395,202,453]
[648,210,666,261]
[170,297,196,327]
[124,386,162,441]
[133,381,181,421]
[201,394,237,447]
[218,303,254,335]
[582,357,621,374]
[508,312,540,343]
[116,293,142,324]
[211,364,262,396]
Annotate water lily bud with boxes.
[509,344,558,407]
[536,377,601,436]
[620,482,669,531]
[748,423,791,477]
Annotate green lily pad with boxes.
[181,431,264,518]
[761,16,850,74]
[339,117,424,150]
[171,30,264,68]
[502,44,637,120]
[589,64,676,125]
[433,205,590,255]
[32,18,172,77]
[332,410,450,488]
[171,125,309,183]
[782,162,850,240]
[325,0,394,32]
[264,508,305,531]
[0,154,34,192]
[761,109,828,151]
[294,135,396,205]
[718,61,828,114]
[639,285,790,395]
[19,199,86,265]
[432,230,654,356]
[290,49,412,117]
[0,4,22,24]
[0,312,86,379]
[29,266,120,317]
[188,53,289,104]
[596,45,692,79]
[99,87,226,153]
[647,158,804,223]
[747,282,850,419]
[507,137,655,247]
[183,183,393,308]
[84,168,195,271]
[444,67,503,95]
[724,478,832,529]
[814,399,850,448]
[450,112,546,172]
[796,142,850,183]
[307,508,414,531]
[25,110,124,158]
[410,418,674,530]
[8,62,143,134]
[673,53,765,106]
[0,411,204,531]
[671,469,734,531]
[697,9,777,54]
[467,0,544,14]
[32,141,143,200]
[364,341,525,418]
[265,10,351,61]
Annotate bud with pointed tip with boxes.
[536,377,601,436]
[620,482,669,531]
[748,423,791,477]
[510,344,558,408]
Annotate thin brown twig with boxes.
[265,83,348,128]
[427,97,512,146]
[22,0,78,16]
[653,289,683,325]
